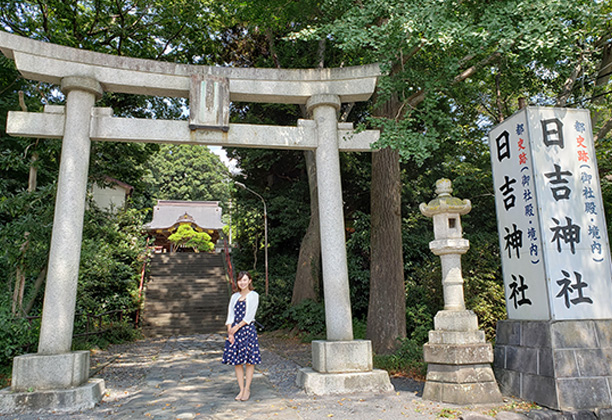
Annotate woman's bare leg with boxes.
[234,365,244,400]
[241,364,255,401]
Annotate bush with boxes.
[256,289,291,331]
[72,320,143,351]
[284,298,326,341]
[0,309,39,368]
[352,318,367,339]
[373,337,427,378]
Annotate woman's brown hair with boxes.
[235,271,254,291]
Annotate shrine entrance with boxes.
[0,31,391,410]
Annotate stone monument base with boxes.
[296,340,394,395]
[297,368,393,395]
[11,351,91,391]
[311,339,373,373]
[495,319,612,411]
[0,350,104,413]
[0,378,104,414]
[423,310,502,404]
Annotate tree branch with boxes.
[453,52,501,84]
[594,117,612,143]
[266,29,281,69]
[390,39,426,75]
[155,22,188,60]
[318,38,326,68]
[556,60,582,107]
[394,51,502,118]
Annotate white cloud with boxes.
[208,146,241,174]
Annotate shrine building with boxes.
[144,200,225,253]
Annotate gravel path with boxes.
[0,334,543,420]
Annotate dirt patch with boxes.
[258,329,312,368]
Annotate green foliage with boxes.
[72,320,143,352]
[0,307,39,368]
[0,184,56,314]
[247,253,298,331]
[168,224,214,252]
[144,144,232,207]
[463,232,506,341]
[346,211,372,320]
[78,206,150,316]
[373,337,427,378]
[284,299,326,340]
[352,318,367,340]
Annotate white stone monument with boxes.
[419,179,502,404]
[0,32,391,412]
[489,107,612,410]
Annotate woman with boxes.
[221,271,261,401]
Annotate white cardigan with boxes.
[225,291,259,326]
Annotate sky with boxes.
[209,145,240,174]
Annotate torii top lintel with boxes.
[0,31,381,104]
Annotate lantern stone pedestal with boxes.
[420,179,502,404]
[423,310,501,404]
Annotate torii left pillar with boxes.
[4,77,105,411]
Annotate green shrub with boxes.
[256,290,291,331]
[284,298,326,340]
[373,337,427,378]
[0,309,39,368]
[72,320,142,351]
[352,318,367,339]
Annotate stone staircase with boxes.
[143,253,230,336]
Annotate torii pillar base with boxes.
[296,340,394,395]
[0,352,104,414]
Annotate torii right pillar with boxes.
[489,106,612,411]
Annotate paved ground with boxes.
[0,334,541,420]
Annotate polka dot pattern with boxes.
[221,300,261,366]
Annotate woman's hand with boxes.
[227,333,235,345]
[230,324,240,335]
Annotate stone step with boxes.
[148,272,228,285]
[144,302,227,312]
[151,265,225,277]
[143,314,226,326]
[143,314,226,323]
[144,252,230,338]
[151,254,224,264]
[145,290,227,299]
[146,281,227,290]
[143,325,225,336]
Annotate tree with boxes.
[168,224,214,252]
[292,0,612,353]
[0,0,239,333]
[4,0,612,360]
[145,144,232,206]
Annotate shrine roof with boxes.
[145,200,225,231]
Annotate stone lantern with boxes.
[419,179,501,404]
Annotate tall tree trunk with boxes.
[24,268,46,316]
[593,39,612,140]
[19,91,38,192]
[367,98,406,353]
[292,150,321,304]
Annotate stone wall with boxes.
[495,319,612,410]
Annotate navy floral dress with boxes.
[222,299,261,365]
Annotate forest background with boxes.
[1,0,612,382]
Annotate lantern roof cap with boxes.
[419,179,471,217]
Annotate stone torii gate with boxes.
[0,32,392,410]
